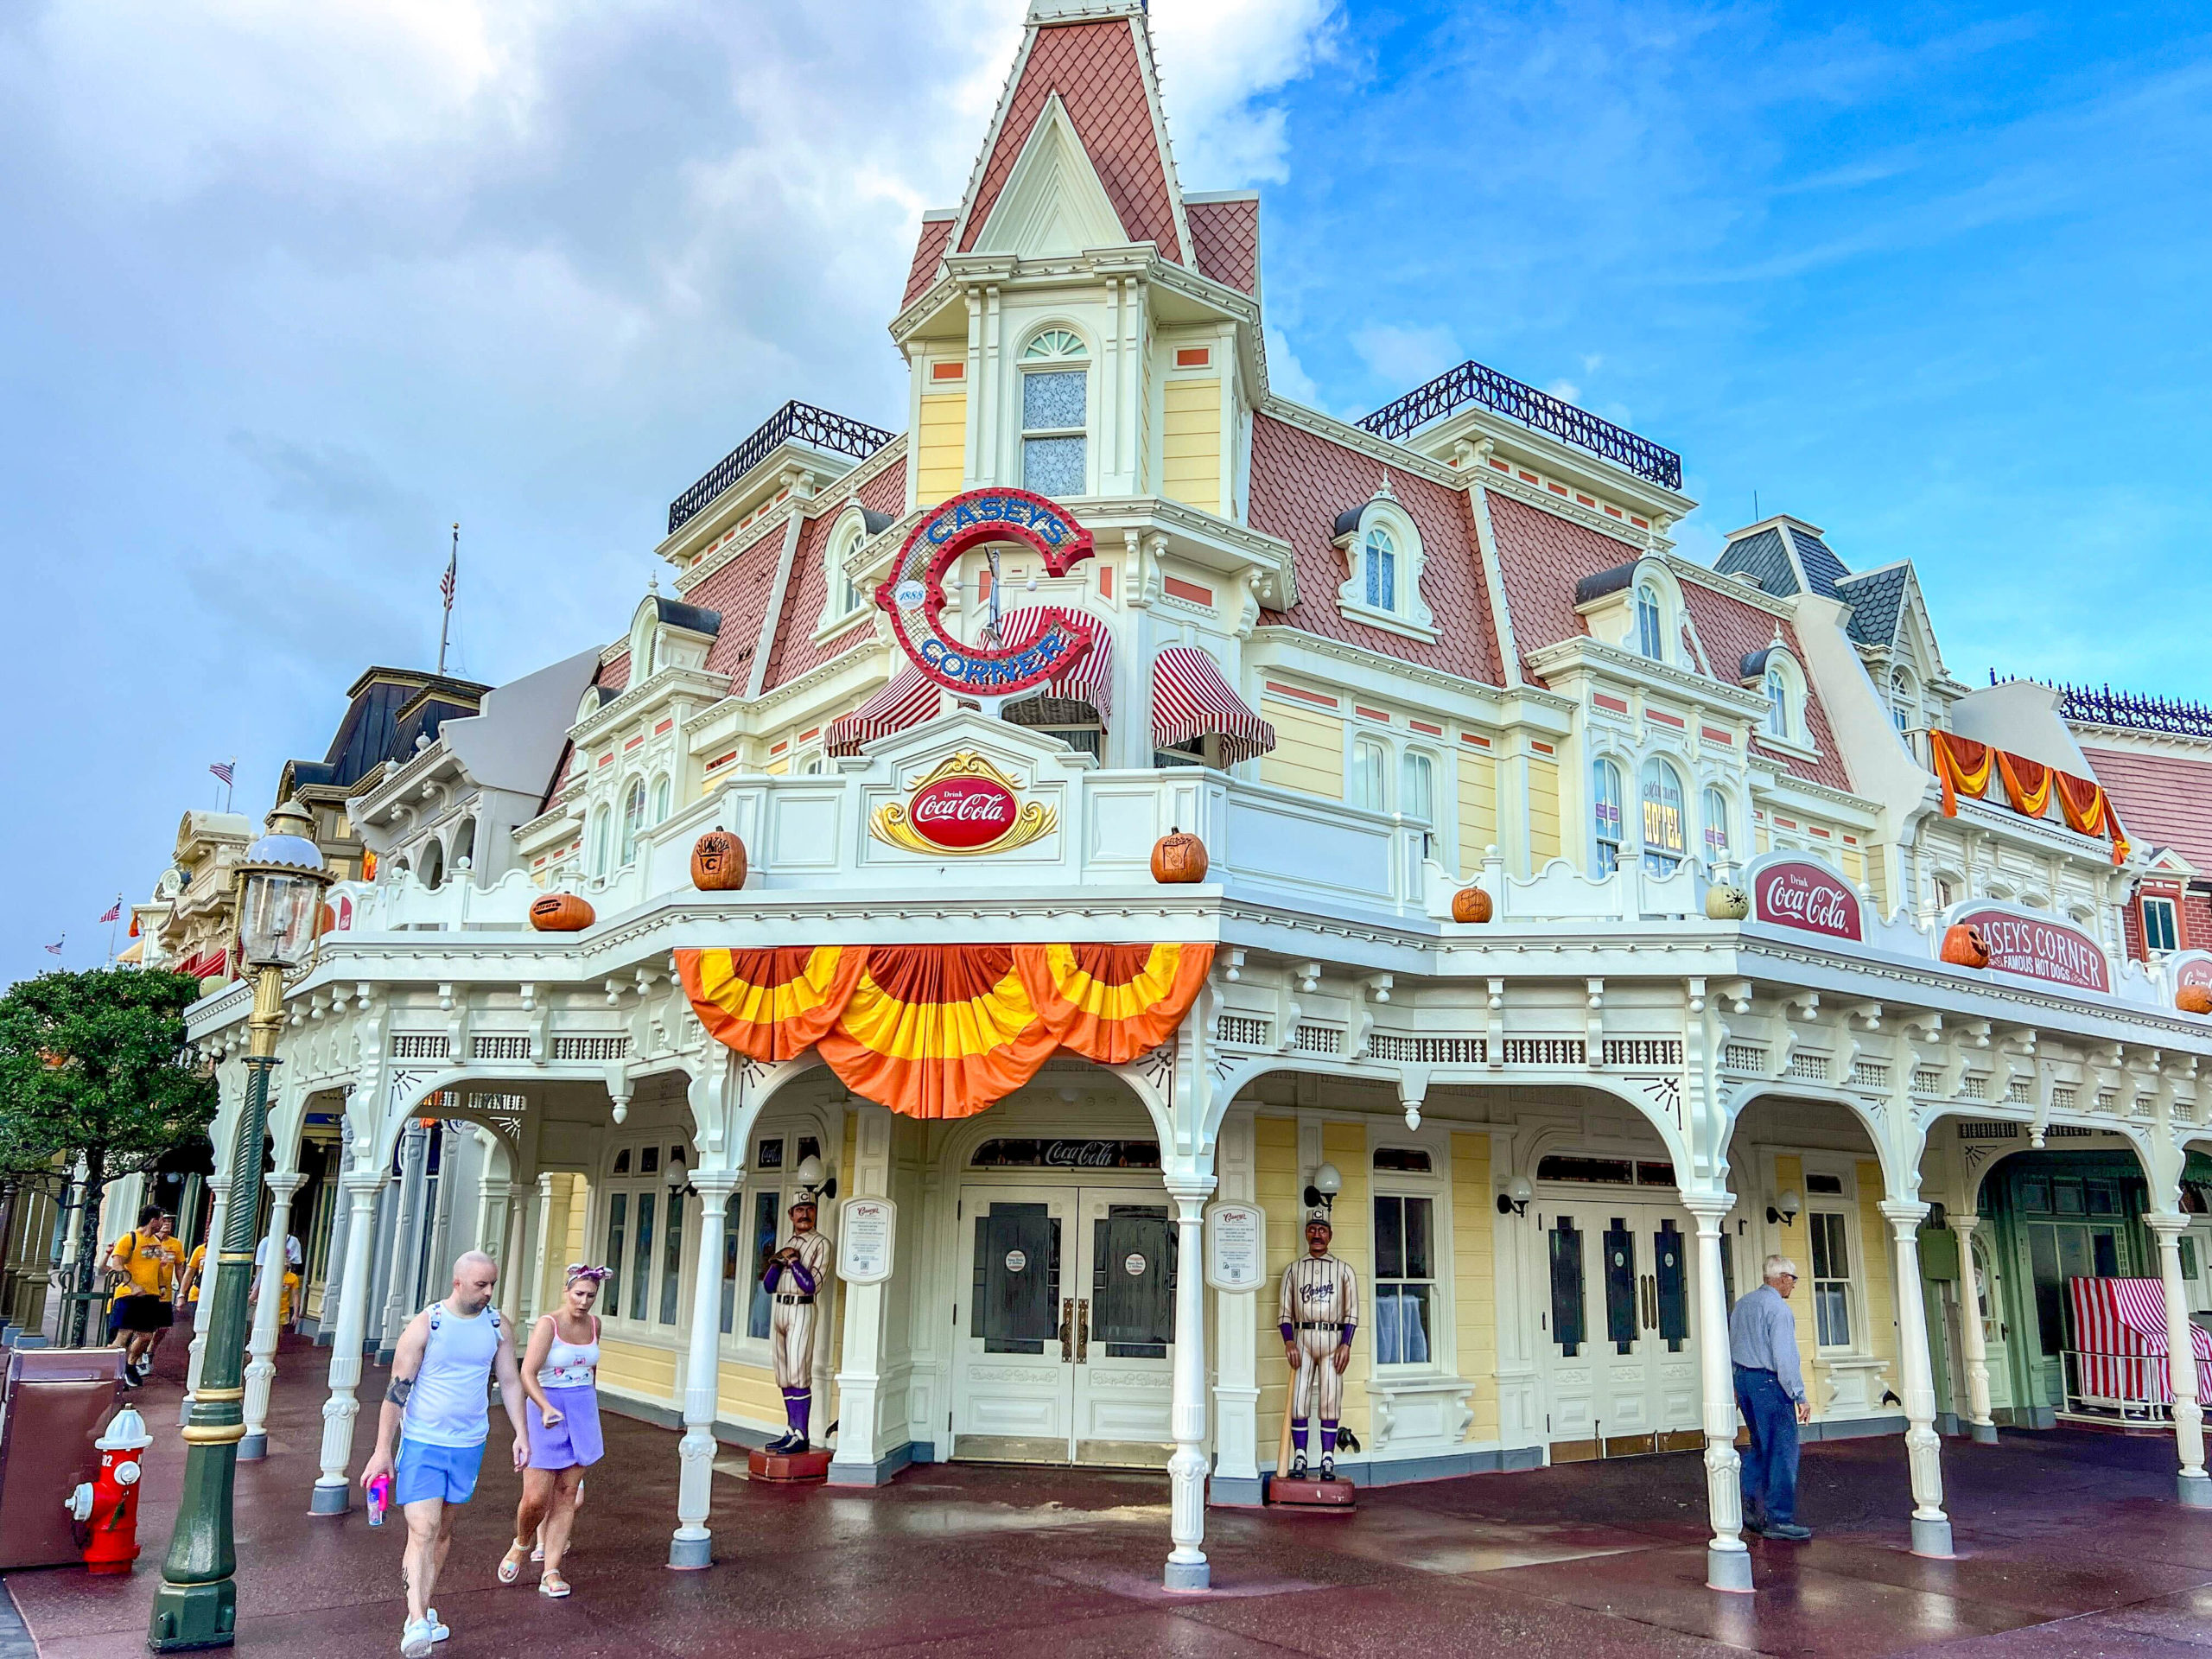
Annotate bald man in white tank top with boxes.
[361,1251,530,1659]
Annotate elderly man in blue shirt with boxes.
[1729,1253,1815,1541]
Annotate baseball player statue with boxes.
[1280,1209,1358,1479]
[762,1195,832,1453]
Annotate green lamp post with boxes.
[149,801,330,1652]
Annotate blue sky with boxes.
[3,0,2207,985]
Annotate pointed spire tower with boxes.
[893,0,1263,517]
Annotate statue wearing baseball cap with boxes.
[761,1195,832,1453]
[1279,1210,1358,1479]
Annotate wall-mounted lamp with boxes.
[794,1153,838,1205]
[666,1145,694,1197]
[1924,1200,1948,1231]
[1495,1174,1534,1217]
[1766,1188,1801,1228]
[1302,1162,1342,1216]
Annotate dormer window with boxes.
[820,505,890,632]
[1020,328,1088,497]
[1332,487,1436,639]
[1764,669,1789,738]
[1364,529,1397,612]
[1635,583,1665,660]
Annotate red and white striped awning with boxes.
[1152,645,1274,766]
[826,664,943,758]
[2069,1277,2212,1403]
[994,606,1114,719]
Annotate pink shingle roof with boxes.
[1247,413,1503,688]
[1677,578,1853,793]
[764,463,907,691]
[1484,490,1624,676]
[902,215,954,310]
[694,535,784,682]
[958,19,1181,265]
[2078,745,2212,872]
[1185,197,1257,295]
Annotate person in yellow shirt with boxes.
[105,1205,181,1388]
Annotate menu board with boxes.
[1205,1202,1265,1292]
[836,1198,897,1285]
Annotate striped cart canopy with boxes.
[2067,1277,2212,1408]
[1151,645,1274,766]
[994,606,1115,718]
[825,664,942,757]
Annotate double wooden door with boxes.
[1539,1198,1704,1460]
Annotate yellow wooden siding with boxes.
[1841,848,1865,884]
[1864,853,1891,915]
[1260,700,1344,799]
[1527,756,1562,864]
[1854,1160,1899,1385]
[1771,1155,1821,1400]
[716,1358,785,1427]
[1755,824,1772,854]
[1254,1116,1300,1450]
[1457,754,1498,879]
[1451,1133,1497,1440]
[598,1337,679,1403]
[1161,378,1222,515]
[916,392,966,505]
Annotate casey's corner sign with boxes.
[875,486,1098,698]
[1952,904,2112,995]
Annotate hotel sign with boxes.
[1750,855,1864,942]
[875,486,1099,697]
[1955,906,2111,994]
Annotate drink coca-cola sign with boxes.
[869,750,1057,857]
[1751,856,1863,942]
[1955,906,2110,994]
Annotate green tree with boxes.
[0,968,217,1345]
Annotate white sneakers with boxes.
[399,1609,450,1656]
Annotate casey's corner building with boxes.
[178,0,2212,1594]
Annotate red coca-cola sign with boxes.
[1955,906,2110,994]
[1752,857,1863,941]
[906,775,1018,850]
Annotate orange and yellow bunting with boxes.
[673,940,1216,1121]
[1995,751,2052,819]
[1929,729,1993,817]
[2055,771,2131,866]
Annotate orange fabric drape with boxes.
[1929,729,1993,817]
[2055,771,2132,866]
[1995,751,2053,819]
[673,941,1215,1121]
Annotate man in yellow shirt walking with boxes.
[105,1205,182,1388]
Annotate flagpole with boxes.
[437,522,459,675]
[107,897,122,965]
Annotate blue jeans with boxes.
[1734,1363,1800,1526]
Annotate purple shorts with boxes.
[525,1384,603,1471]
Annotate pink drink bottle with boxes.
[366,1473,392,1526]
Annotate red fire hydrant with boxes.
[69,1407,153,1574]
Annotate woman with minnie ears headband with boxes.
[500,1266,609,1599]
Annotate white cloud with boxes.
[1148,0,1340,185]
[1264,326,1320,406]
[1351,322,1462,391]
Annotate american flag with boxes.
[209,760,235,787]
[99,900,121,924]
[44,939,62,957]
[441,549,458,607]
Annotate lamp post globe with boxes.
[149,801,331,1652]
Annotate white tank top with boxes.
[401,1301,502,1448]
[536,1315,601,1389]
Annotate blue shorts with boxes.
[394,1437,485,1507]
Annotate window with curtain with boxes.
[620,778,646,866]
[1701,785,1732,867]
[1640,758,1687,873]
[1765,669,1790,739]
[1399,751,1434,823]
[1350,738,1388,811]
[1635,584,1664,660]
[1372,1192,1434,1366]
[658,1190,684,1325]
[1808,1210,1853,1348]
[1364,528,1397,612]
[1592,759,1624,876]
[2144,897,2180,953]
[1020,329,1088,497]
[601,1192,628,1319]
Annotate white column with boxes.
[671,1169,737,1569]
[1164,1176,1214,1592]
[1881,1201,1953,1556]
[1211,1111,1259,1499]
[1948,1214,1998,1444]
[2147,1214,2211,1507]
[529,1173,560,1322]
[239,1169,307,1462]
[829,1106,890,1486]
[311,1169,387,1514]
[1687,1195,1751,1592]
[179,1173,231,1428]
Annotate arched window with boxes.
[831,522,864,620]
[588,807,612,878]
[651,775,672,824]
[619,779,646,867]
[1701,786,1732,867]
[1592,759,1624,876]
[1350,739,1388,812]
[1764,668,1790,739]
[420,837,445,891]
[1020,329,1088,497]
[1635,583,1665,661]
[1364,529,1397,613]
[1640,758,1687,873]
[1400,751,1434,823]
[452,816,477,873]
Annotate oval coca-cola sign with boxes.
[907,775,1018,850]
[1751,855,1864,941]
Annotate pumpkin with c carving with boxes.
[529,893,595,933]
[1941,923,1991,969]
[1150,828,1209,884]
[690,827,748,892]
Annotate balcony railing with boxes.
[667,400,895,534]
[2007,675,2212,740]
[1358,359,1683,491]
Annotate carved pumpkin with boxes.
[529,892,595,933]
[2177,984,2212,1016]
[1151,827,1209,884]
[1452,886,1493,924]
[691,827,747,892]
[1705,883,1751,922]
[1941,923,1991,969]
